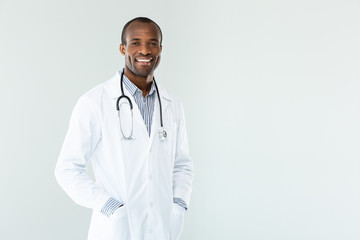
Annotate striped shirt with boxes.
[122,72,156,136]
[100,70,187,217]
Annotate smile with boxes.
[136,58,153,62]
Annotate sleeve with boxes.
[54,95,120,215]
[172,102,194,208]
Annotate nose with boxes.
[139,43,151,55]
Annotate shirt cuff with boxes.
[173,197,187,210]
[101,197,123,216]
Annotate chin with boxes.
[134,68,155,77]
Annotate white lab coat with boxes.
[55,71,193,240]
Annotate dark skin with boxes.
[120,21,162,97]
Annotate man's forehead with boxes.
[126,21,161,40]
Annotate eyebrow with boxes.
[130,38,141,42]
[129,38,159,42]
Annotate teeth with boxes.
[137,59,151,62]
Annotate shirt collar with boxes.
[119,70,156,97]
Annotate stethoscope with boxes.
[116,69,167,141]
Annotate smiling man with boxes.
[55,17,193,240]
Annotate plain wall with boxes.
[1,0,360,239]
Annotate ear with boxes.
[119,44,126,56]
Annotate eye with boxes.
[131,42,139,46]
[150,42,159,46]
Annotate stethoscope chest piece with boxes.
[158,127,167,141]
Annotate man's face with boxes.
[120,21,162,77]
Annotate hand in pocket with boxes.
[110,204,127,220]
[170,203,186,240]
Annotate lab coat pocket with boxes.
[88,206,130,240]
[170,203,185,240]
[109,205,131,239]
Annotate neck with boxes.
[124,68,153,97]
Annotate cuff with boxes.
[101,197,123,216]
[173,197,187,210]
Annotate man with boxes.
[55,17,193,240]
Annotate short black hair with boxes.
[121,17,163,45]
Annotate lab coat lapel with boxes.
[149,98,160,146]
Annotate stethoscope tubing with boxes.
[116,69,166,140]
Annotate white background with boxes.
[1,0,360,239]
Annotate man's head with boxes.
[120,17,162,78]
